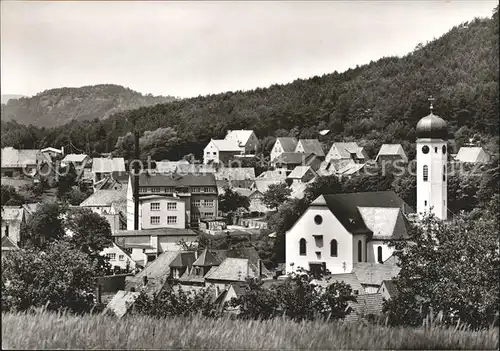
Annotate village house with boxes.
[203,139,242,165]
[352,262,401,293]
[343,293,385,323]
[233,188,269,214]
[39,147,64,160]
[92,157,126,186]
[285,191,413,276]
[378,279,398,300]
[324,142,367,171]
[375,144,408,166]
[1,206,27,247]
[101,242,137,272]
[271,152,320,174]
[294,139,325,159]
[61,153,91,170]
[113,228,198,265]
[454,146,491,163]
[224,130,259,154]
[270,137,298,161]
[94,173,129,191]
[286,166,317,185]
[214,167,256,190]
[311,273,364,295]
[79,188,127,233]
[1,235,20,256]
[127,173,218,229]
[1,147,40,178]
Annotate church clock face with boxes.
[422,145,430,154]
[442,145,447,154]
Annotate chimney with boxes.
[133,131,140,230]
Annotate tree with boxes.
[113,132,135,160]
[303,175,343,203]
[1,241,96,313]
[262,183,292,210]
[56,163,78,199]
[219,187,250,214]
[23,201,68,249]
[1,185,24,206]
[64,208,113,275]
[139,127,181,160]
[62,187,89,205]
[383,209,499,329]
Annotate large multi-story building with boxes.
[126,173,219,230]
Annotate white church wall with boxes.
[367,240,395,263]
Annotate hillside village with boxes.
[1,5,498,331]
[1,98,497,320]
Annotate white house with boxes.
[294,139,325,158]
[285,191,413,276]
[61,154,91,169]
[101,242,137,272]
[375,144,408,166]
[270,137,298,161]
[224,130,259,154]
[325,142,367,167]
[203,140,242,165]
[92,157,126,185]
[454,147,490,163]
[287,166,317,185]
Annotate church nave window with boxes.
[357,240,362,262]
[299,238,306,256]
[330,239,338,257]
[377,246,383,263]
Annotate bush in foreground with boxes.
[2,310,498,350]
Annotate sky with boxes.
[1,1,497,98]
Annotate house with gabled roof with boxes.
[295,139,325,158]
[203,139,242,165]
[325,142,367,170]
[344,293,385,323]
[271,152,321,174]
[61,154,91,169]
[1,147,40,177]
[80,188,127,232]
[285,191,413,276]
[225,130,259,154]
[1,235,20,256]
[287,166,317,185]
[353,262,401,293]
[454,146,491,163]
[101,242,137,273]
[378,279,398,300]
[375,144,408,166]
[270,137,298,161]
[92,158,126,186]
[1,206,26,247]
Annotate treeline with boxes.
[1,8,498,159]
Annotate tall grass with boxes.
[2,310,498,350]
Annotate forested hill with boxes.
[1,8,498,159]
[0,84,176,127]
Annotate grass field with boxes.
[2,311,498,350]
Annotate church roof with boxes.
[310,192,413,238]
[416,112,448,140]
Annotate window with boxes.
[167,216,177,224]
[192,200,201,207]
[314,215,323,225]
[5,225,9,237]
[150,216,160,225]
[139,188,146,193]
[377,246,383,263]
[204,212,213,217]
[106,253,116,261]
[299,238,306,256]
[204,200,214,207]
[118,255,125,261]
[151,188,161,193]
[192,187,201,193]
[442,145,447,154]
[435,147,438,153]
[422,145,429,154]
[443,165,446,181]
[330,239,338,257]
[423,165,428,181]
[150,202,160,211]
[167,202,177,210]
[424,200,427,206]
[192,213,200,221]
[203,187,213,193]
[353,290,359,295]
[358,240,363,262]
[165,187,174,193]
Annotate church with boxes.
[285,99,448,275]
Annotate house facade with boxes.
[454,147,491,163]
[325,142,367,168]
[126,173,218,230]
[295,139,325,158]
[1,147,40,178]
[375,144,408,167]
[101,242,137,272]
[224,130,259,154]
[203,140,242,165]
[92,157,126,185]
[270,137,298,161]
[1,206,26,246]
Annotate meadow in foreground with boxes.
[2,311,498,350]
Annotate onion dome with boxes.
[416,112,448,140]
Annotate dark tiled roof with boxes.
[297,139,325,157]
[193,249,222,267]
[273,152,312,165]
[380,280,398,298]
[136,173,217,188]
[311,191,412,236]
[345,293,385,322]
[276,137,298,152]
[352,263,401,286]
[113,228,199,237]
[211,247,270,275]
[169,251,197,268]
[312,273,364,293]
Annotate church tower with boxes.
[416,96,448,220]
